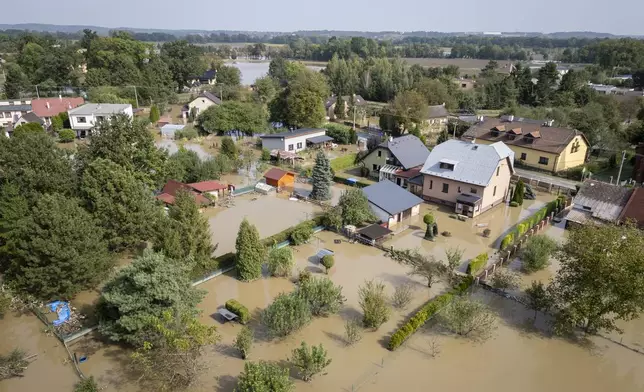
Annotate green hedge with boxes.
[466,252,488,276]
[332,175,370,188]
[262,217,323,247]
[225,299,250,324]
[388,277,473,351]
[499,197,567,250]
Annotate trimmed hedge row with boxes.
[225,299,250,324]
[499,196,567,250]
[388,277,473,351]
[262,216,324,247]
[466,252,488,276]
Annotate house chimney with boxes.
[45,101,50,109]
[389,136,393,142]
[59,94,62,101]
[442,102,445,107]
[470,138,476,144]
[508,115,515,122]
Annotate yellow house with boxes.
[462,116,589,173]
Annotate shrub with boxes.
[298,269,312,285]
[324,123,353,144]
[344,319,363,346]
[225,299,250,324]
[296,277,345,317]
[423,213,435,225]
[235,361,293,392]
[289,341,332,382]
[262,293,312,338]
[58,129,75,143]
[482,228,491,238]
[74,376,99,392]
[0,291,11,318]
[358,279,390,330]
[391,283,414,309]
[174,127,198,140]
[490,269,520,293]
[234,326,254,359]
[521,235,558,273]
[466,252,488,276]
[500,233,514,250]
[290,221,313,245]
[267,247,294,277]
[388,277,472,350]
[0,348,30,380]
[261,148,271,161]
[509,201,519,207]
[442,231,452,237]
[439,296,496,341]
[320,255,334,273]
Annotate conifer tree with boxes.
[149,105,160,123]
[235,218,264,281]
[310,151,332,201]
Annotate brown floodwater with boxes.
[0,312,78,392]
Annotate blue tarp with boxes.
[47,301,71,326]
[346,178,357,185]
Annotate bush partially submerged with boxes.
[225,299,250,324]
[262,293,312,338]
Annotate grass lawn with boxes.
[330,153,357,172]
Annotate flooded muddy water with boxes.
[205,193,320,256]
[369,289,644,392]
[0,312,78,392]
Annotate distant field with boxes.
[402,57,515,74]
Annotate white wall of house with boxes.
[69,105,133,137]
[188,97,217,116]
[261,131,326,153]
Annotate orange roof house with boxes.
[263,168,295,188]
[188,180,227,193]
[157,180,211,206]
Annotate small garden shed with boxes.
[264,168,296,189]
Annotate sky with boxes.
[2,0,644,36]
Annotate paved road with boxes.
[514,168,580,190]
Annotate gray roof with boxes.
[19,111,44,125]
[408,174,424,186]
[420,140,514,186]
[199,91,222,105]
[377,135,430,170]
[325,95,366,109]
[261,128,325,139]
[571,180,633,223]
[362,180,423,218]
[307,135,334,144]
[68,103,131,116]
[0,104,31,112]
[427,105,449,119]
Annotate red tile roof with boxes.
[264,168,294,182]
[189,180,227,192]
[620,188,644,228]
[158,180,211,205]
[30,97,85,118]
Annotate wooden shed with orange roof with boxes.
[263,168,295,189]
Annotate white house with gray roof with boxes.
[260,128,329,153]
[420,139,514,217]
[360,135,430,192]
[362,180,423,228]
[68,103,133,138]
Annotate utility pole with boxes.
[220,85,223,103]
[35,85,40,99]
[616,150,627,185]
[353,105,356,130]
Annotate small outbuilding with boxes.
[263,168,296,189]
[160,124,185,139]
[356,223,393,245]
[189,180,228,198]
[157,180,211,206]
[362,180,423,228]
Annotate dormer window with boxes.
[525,131,541,144]
[439,159,458,171]
[491,125,506,137]
[507,128,522,141]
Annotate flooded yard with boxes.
[0,312,78,392]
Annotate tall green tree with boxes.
[235,218,264,281]
[548,223,644,335]
[12,123,44,137]
[3,64,29,99]
[161,40,206,91]
[0,194,113,300]
[97,251,203,345]
[338,188,376,226]
[197,101,267,135]
[78,115,166,186]
[154,190,215,276]
[149,105,160,123]
[310,151,332,201]
[220,136,238,159]
[271,68,329,128]
[235,361,294,392]
[81,158,163,251]
[535,62,559,105]
[380,90,428,136]
[254,76,277,104]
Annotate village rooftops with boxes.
[261,128,326,139]
[569,180,633,224]
[427,104,449,119]
[0,103,31,112]
[325,94,366,109]
[421,139,514,186]
[264,167,294,182]
[31,97,84,118]
[619,188,644,228]
[377,134,430,170]
[199,91,222,105]
[188,180,227,192]
[68,103,131,116]
[463,116,589,154]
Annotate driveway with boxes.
[514,168,580,190]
